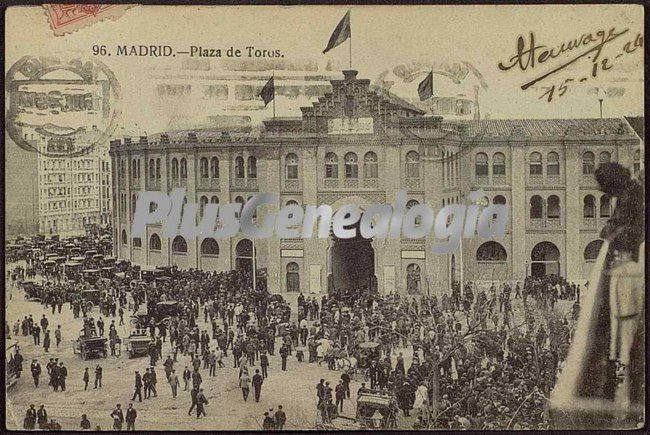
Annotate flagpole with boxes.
[272,71,276,120]
[349,13,352,69]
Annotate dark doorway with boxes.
[328,220,376,296]
[235,239,254,273]
[531,241,560,277]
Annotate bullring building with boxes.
[110,70,642,297]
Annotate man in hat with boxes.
[36,405,48,429]
[125,403,137,430]
[262,412,275,430]
[30,359,41,387]
[274,405,286,430]
[110,404,124,430]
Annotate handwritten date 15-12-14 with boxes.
[539,32,643,102]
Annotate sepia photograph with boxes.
[4,4,645,431]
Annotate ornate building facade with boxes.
[110,70,641,296]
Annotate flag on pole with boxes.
[323,11,351,54]
[260,76,275,106]
[418,71,434,101]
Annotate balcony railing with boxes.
[343,179,359,189]
[404,177,421,189]
[529,217,563,229]
[146,179,161,190]
[170,178,188,188]
[323,178,339,189]
[581,174,597,187]
[283,179,301,192]
[474,176,490,186]
[363,178,379,189]
[582,217,598,229]
[197,177,220,191]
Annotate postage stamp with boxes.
[5,54,121,157]
[43,4,134,36]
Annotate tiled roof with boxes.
[624,116,644,140]
[442,118,633,138]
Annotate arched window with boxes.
[171,158,179,179]
[199,196,208,217]
[149,202,157,213]
[133,237,142,248]
[210,157,219,178]
[406,199,421,225]
[235,196,245,218]
[583,195,596,218]
[493,195,506,205]
[286,262,300,292]
[476,241,508,262]
[475,152,488,176]
[180,158,187,179]
[247,195,258,220]
[405,151,420,178]
[247,156,257,179]
[584,240,604,262]
[285,153,299,179]
[530,195,543,219]
[199,157,209,179]
[599,195,612,218]
[547,195,560,218]
[344,152,358,178]
[210,196,219,204]
[132,159,137,179]
[406,264,421,294]
[492,152,506,176]
[137,160,141,179]
[121,229,127,245]
[634,150,641,173]
[285,200,300,220]
[547,152,560,175]
[235,156,245,179]
[582,151,595,174]
[325,153,338,179]
[529,152,542,176]
[131,194,137,218]
[200,238,220,256]
[149,234,161,251]
[599,151,611,166]
[149,159,155,179]
[172,236,187,254]
[155,158,161,179]
[363,152,378,178]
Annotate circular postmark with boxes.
[5,54,121,158]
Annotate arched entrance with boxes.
[235,239,254,272]
[531,242,560,277]
[327,220,376,296]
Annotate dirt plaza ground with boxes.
[5,262,573,430]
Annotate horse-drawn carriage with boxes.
[130,301,181,329]
[124,330,152,358]
[73,335,108,360]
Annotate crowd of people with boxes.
[7,238,583,430]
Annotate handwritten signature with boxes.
[497,28,643,102]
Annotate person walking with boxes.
[24,405,36,430]
[54,325,62,348]
[196,388,209,418]
[208,351,216,377]
[335,380,346,412]
[43,329,51,352]
[169,369,180,398]
[262,412,275,430]
[125,403,137,431]
[58,362,67,391]
[188,387,198,416]
[83,367,90,390]
[36,405,48,429]
[94,365,103,389]
[252,369,264,402]
[150,367,158,397]
[280,344,288,371]
[183,366,191,391]
[132,371,143,402]
[30,359,41,387]
[239,371,251,401]
[143,368,152,399]
[274,405,286,430]
[260,351,269,379]
[110,404,124,431]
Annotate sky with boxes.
[5,5,644,134]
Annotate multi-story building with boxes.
[29,129,112,236]
[110,70,641,297]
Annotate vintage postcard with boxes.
[4,4,644,431]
